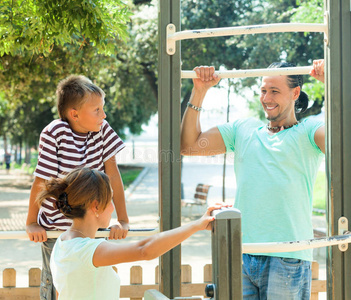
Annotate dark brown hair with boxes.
[268,62,308,114]
[37,168,112,219]
[56,75,105,121]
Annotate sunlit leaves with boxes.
[0,0,132,59]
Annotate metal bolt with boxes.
[169,48,173,52]
[341,218,346,224]
[205,284,215,297]
[169,25,173,30]
[341,244,346,249]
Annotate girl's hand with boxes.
[197,203,233,231]
[310,59,325,83]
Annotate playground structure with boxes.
[0,0,350,299]
[0,209,328,299]
[158,0,351,299]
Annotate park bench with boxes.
[181,183,212,216]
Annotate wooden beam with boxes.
[325,0,351,299]
[158,0,182,298]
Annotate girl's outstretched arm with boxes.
[93,204,229,267]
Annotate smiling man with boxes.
[181,60,325,300]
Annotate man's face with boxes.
[260,75,299,123]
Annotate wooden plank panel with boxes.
[0,273,326,299]
[230,218,242,300]
[3,269,16,288]
[311,261,319,280]
[325,0,344,299]
[203,264,212,283]
[131,266,143,300]
[181,265,192,284]
[215,219,230,299]
[341,1,351,299]
[28,268,41,287]
[158,0,181,298]
[311,280,327,292]
[0,287,39,300]
[120,284,158,298]
[180,283,207,296]
[121,283,207,298]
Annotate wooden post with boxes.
[311,261,319,300]
[3,268,16,288]
[131,266,143,300]
[28,268,41,287]
[181,265,192,284]
[204,264,212,283]
[325,0,351,299]
[211,208,242,300]
[158,0,182,298]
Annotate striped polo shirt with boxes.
[34,119,125,230]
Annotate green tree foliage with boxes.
[179,0,325,119]
[231,0,325,120]
[0,0,131,59]
[0,0,325,162]
[0,0,158,159]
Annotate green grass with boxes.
[11,154,143,190]
[313,171,326,211]
[119,166,143,189]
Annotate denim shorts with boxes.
[242,254,312,300]
[40,239,57,300]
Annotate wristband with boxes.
[187,102,203,112]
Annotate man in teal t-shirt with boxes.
[180,60,325,299]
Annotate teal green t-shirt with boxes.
[218,117,324,261]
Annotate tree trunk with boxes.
[2,133,8,154]
[25,144,31,164]
[18,139,23,164]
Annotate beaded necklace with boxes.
[266,121,299,132]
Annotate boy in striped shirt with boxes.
[26,75,129,300]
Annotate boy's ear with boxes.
[68,108,79,122]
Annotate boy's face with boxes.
[72,94,106,133]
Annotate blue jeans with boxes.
[242,254,311,300]
[40,239,57,300]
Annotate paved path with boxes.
[0,158,327,298]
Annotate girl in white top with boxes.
[37,167,227,299]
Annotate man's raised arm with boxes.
[180,66,226,156]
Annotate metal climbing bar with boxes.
[181,66,312,79]
[167,22,328,55]
[2,227,351,253]
[0,228,160,240]
[243,232,351,253]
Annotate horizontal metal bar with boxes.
[0,228,160,240]
[181,66,312,79]
[243,233,351,253]
[3,228,348,253]
[168,23,327,42]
